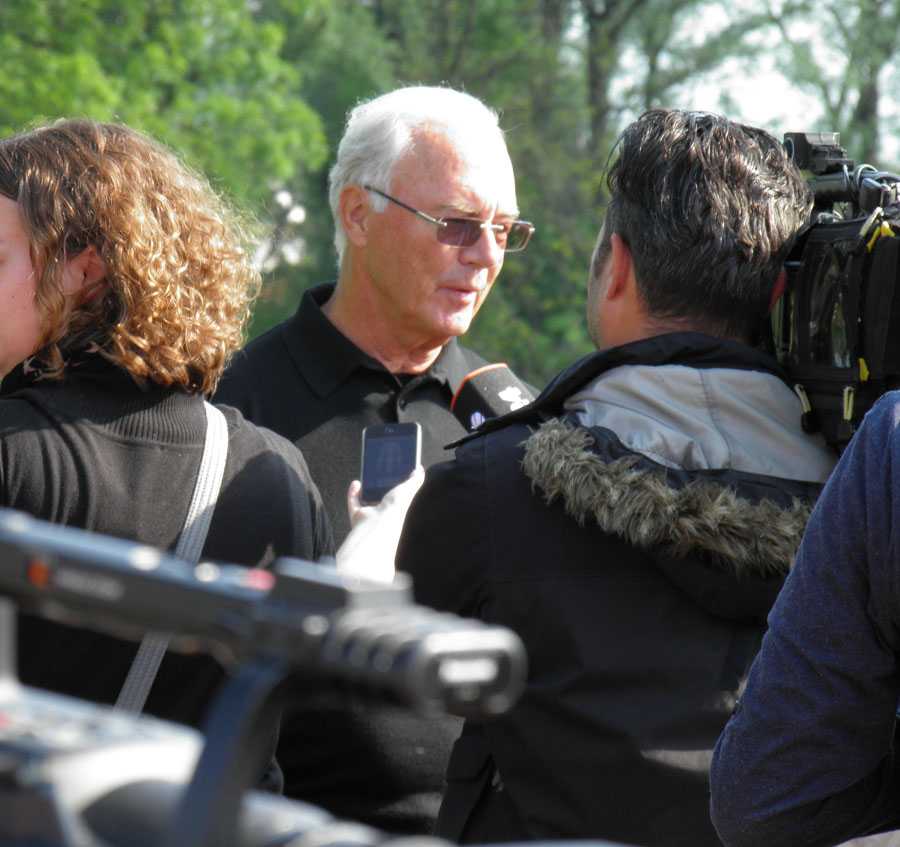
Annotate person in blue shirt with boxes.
[711,391,900,847]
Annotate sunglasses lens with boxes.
[505,222,533,252]
[437,218,534,251]
[438,218,482,247]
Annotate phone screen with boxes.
[360,423,422,505]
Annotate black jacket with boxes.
[1,357,333,789]
[397,333,836,847]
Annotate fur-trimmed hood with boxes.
[466,334,836,620]
[523,419,815,579]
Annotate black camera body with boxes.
[0,509,528,847]
[773,132,900,450]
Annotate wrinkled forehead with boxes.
[458,140,517,209]
[398,127,518,214]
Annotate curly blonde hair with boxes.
[0,119,260,394]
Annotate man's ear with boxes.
[339,185,373,249]
[602,233,634,302]
[62,245,107,297]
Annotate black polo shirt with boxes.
[216,283,486,544]
[215,283,488,834]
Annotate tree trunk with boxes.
[581,0,639,202]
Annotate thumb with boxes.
[347,479,364,526]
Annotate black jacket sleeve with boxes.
[396,438,490,617]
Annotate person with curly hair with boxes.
[0,119,333,789]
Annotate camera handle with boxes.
[0,590,287,847]
[164,655,288,847]
[0,597,14,685]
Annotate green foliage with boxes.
[245,0,397,337]
[0,0,327,210]
[767,0,900,166]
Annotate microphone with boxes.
[450,363,534,431]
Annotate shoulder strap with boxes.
[115,401,229,714]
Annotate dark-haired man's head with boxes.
[587,108,812,349]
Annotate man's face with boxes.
[0,195,42,378]
[360,129,518,350]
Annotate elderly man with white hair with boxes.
[216,85,533,834]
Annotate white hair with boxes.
[328,85,507,266]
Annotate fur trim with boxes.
[521,419,812,577]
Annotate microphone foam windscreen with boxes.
[450,364,534,431]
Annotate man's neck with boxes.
[602,314,748,350]
[322,283,446,375]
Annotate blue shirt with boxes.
[711,391,900,847]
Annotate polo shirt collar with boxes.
[283,282,458,396]
[428,335,472,393]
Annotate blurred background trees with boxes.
[1,0,895,386]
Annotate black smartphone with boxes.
[360,422,422,505]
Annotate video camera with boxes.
[0,508,527,847]
[774,131,900,450]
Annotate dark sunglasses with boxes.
[363,185,534,252]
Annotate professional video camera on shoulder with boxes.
[774,131,900,451]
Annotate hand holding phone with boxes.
[359,422,422,505]
[340,465,425,583]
